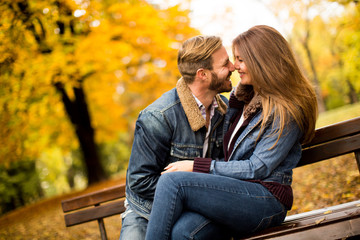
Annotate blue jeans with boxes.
[120,206,148,240]
[171,211,232,240]
[145,172,287,240]
[120,202,231,240]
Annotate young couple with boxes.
[120,25,318,240]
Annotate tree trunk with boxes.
[346,78,359,104]
[302,27,327,113]
[15,0,107,185]
[55,82,107,185]
[333,57,359,105]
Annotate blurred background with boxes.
[0,0,359,228]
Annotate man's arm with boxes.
[162,160,194,174]
[126,110,173,200]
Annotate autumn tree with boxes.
[0,0,199,186]
[268,0,359,110]
[328,0,360,104]
[268,0,327,112]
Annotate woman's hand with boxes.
[162,160,194,174]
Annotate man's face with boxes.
[208,46,235,93]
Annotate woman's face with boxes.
[233,47,252,85]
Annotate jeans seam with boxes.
[178,182,273,199]
[189,218,212,240]
[252,203,286,233]
[163,175,183,240]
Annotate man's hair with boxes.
[177,36,222,84]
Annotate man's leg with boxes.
[120,206,148,240]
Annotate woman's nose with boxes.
[229,62,235,72]
[234,61,240,70]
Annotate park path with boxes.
[0,177,125,240]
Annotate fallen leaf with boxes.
[315,217,326,224]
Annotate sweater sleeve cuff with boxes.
[193,158,212,173]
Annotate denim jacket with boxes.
[125,78,228,219]
[209,104,303,186]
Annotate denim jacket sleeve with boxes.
[126,110,172,200]
[210,119,302,180]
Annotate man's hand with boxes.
[162,160,194,174]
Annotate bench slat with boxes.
[62,185,125,212]
[303,116,360,147]
[251,218,360,240]
[243,200,360,239]
[64,200,126,227]
[285,200,360,222]
[298,133,360,167]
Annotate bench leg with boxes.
[98,218,107,240]
[355,150,360,174]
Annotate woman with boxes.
[145,25,318,240]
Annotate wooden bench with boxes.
[61,184,126,240]
[61,116,360,240]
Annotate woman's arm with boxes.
[211,120,302,180]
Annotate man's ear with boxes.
[195,68,207,80]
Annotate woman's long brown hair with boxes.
[232,25,318,145]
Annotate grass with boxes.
[315,102,360,128]
[0,103,359,239]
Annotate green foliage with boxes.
[99,132,132,176]
[0,160,43,215]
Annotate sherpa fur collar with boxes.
[176,78,228,131]
[234,83,262,119]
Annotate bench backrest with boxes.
[298,116,360,169]
[62,185,126,227]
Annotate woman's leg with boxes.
[171,211,232,240]
[145,172,286,240]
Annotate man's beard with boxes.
[209,71,232,93]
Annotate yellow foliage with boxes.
[290,153,360,215]
[268,0,360,109]
[0,0,199,165]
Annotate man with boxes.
[120,35,235,239]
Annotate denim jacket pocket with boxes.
[170,144,202,160]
